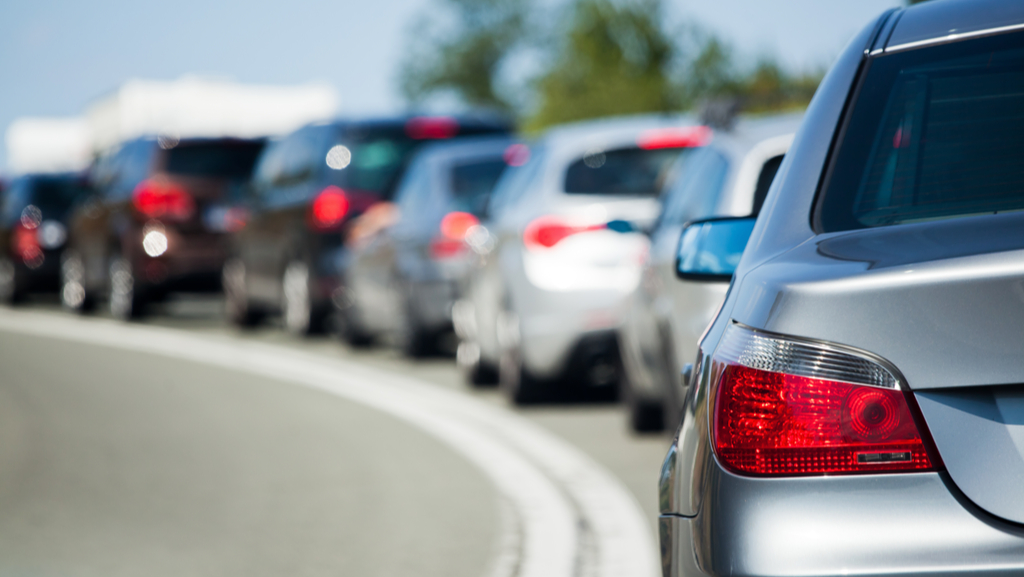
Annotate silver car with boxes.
[341,136,515,355]
[455,115,707,402]
[661,1,1024,575]
[619,113,800,432]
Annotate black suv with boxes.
[0,172,92,303]
[223,115,511,335]
[61,136,265,318]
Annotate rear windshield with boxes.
[326,122,509,200]
[3,176,90,221]
[817,31,1024,232]
[563,146,689,195]
[450,158,508,215]
[165,141,265,179]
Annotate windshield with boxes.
[563,146,690,196]
[449,158,508,215]
[165,141,265,179]
[816,31,1024,232]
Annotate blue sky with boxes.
[0,0,901,170]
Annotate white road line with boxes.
[0,309,658,577]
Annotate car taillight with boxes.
[133,179,194,221]
[523,216,606,251]
[636,125,712,150]
[405,116,459,139]
[309,186,350,231]
[12,223,43,267]
[430,211,479,259]
[711,323,938,476]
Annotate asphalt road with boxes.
[0,296,673,577]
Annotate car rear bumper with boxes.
[660,459,1024,577]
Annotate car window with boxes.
[1,178,29,223]
[393,156,433,218]
[487,145,544,218]
[563,146,687,196]
[751,154,784,215]
[817,32,1024,232]
[448,157,507,215]
[323,127,423,200]
[278,129,321,187]
[27,177,91,217]
[111,141,155,200]
[164,141,264,180]
[251,138,286,194]
[658,148,730,226]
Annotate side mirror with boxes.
[675,217,756,281]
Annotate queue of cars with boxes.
[5,2,1022,573]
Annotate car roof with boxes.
[538,114,699,158]
[313,114,512,133]
[703,112,804,160]
[886,0,1024,52]
[415,135,517,165]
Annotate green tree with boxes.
[524,0,677,132]
[399,0,531,113]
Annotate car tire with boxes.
[282,260,325,336]
[397,315,436,358]
[627,393,665,433]
[109,254,147,320]
[223,258,262,328]
[458,340,500,386]
[60,250,95,313]
[499,342,546,405]
[0,257,25,305]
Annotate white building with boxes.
[86,76,339,152]
[5,117,92,175]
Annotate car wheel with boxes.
[457,340,499,386]
[497,310,546,404]
[627,393,665,433]
[282,260,324,336]
[109,254,146,320]
[223,258,262,327]
[397,308,435,358]
[0,257,24,305]
[60,250,94,313]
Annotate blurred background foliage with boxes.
[400,0,828,131]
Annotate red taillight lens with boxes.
[12,223,42,266]
[523,216,606,250]
[133,179,194,221]
[430,211,479,259]
[405,116,459,139]
[310,186,350,231]
[637,125,712,150]
[711,324,937,476]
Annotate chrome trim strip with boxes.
[885,22,1024,54]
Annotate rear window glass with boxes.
[29,178,91,213]
[450,158,507,215]
[658,148,730,226]
[817,32,1024,232]
[326,122,509,200]
[165,142,265,179]
[563,147,688,195]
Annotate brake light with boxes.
[523,216,605,250]
[133,179,194,220]
[309,186,350,231]
[711,324,937,476]
[430,211,479,259]
[405,116,459,139]
[637,126,712,150]
[503,144,530,166]
[12,223,43,267]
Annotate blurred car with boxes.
[223,116,511,335]
[60,136,265,318]
[341,136,517,355]
[661,2,1024,576]
[619,113,801,432]
[455,115,708,403]
[0,172,91,303]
